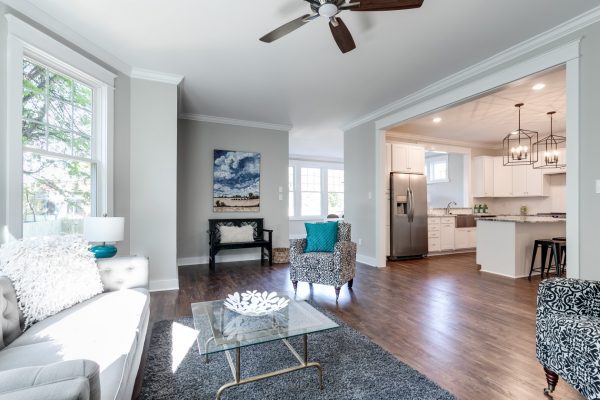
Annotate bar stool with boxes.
[529,239,554,280]
[550,238,567,276]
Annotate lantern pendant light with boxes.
[502,103,538,166]
[534,111,566,169]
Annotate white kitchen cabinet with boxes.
[391,144,425,174]
[428,238,441,252]
[455,228,477,249]
[493,157,513,197]
[440,223,455,251]
[512,165,544,196]
[473,156,494,197]
[512,165,528,196]
[385,143,392,176]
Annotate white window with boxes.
[5,15,115,239]
[288,166,294,217]
[327,170,344,217]
[425,154,449,184]
[288,161,344,219]
[300,167,321,217]
[21,59,96,237]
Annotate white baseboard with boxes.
[356,254,379,267]
[479,269,539,279]
[177,254,262,267]
[149,278,179,292]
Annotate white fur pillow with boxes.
[0,235,103,329]
[219,225,254,243]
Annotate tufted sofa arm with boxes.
[0,277,20,350]
[537,278,600,319]
[96,256,149,292]
[0,359,100,400]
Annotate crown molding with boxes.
[342,5,600,131]
[386,132,500,150]
[180,113,292,132]
[2,0,131,75]
[130,67,184,85]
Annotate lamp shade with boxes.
[84,217,124,243]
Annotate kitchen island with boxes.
[476,216,566,278]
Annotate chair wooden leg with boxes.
[543,367,559,395]
[292,281,298,292]
[348,279,354,289]
[335,287,341,302]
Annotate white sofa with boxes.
[0,256,150,400]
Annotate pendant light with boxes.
[502,103,538,166]
[534,111,566,169]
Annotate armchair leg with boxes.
[292,281,298,292]
[348,279,354,289]
[543,367,559,395]
[335,287,341,302]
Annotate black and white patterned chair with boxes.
[536,278,600,398]
[289,222,357,302]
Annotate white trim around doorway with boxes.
[373,39,581,278]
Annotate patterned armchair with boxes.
[289,222,357,302]
[536,278,600,398]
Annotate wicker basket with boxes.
[273,248,289,264]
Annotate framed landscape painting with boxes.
[213,150,261,212]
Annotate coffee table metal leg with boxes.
[215,335,324,399]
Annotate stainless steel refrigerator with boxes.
[389,172,428,259]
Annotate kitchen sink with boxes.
[454,214,476,228]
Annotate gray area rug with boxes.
[140,304,456,400]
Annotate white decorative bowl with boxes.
[224,290,290,317]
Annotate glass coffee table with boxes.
[192,294,339,400]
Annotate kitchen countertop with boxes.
[428,214,456,217]
[476,215,566,223]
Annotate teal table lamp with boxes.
[84,216,125,258]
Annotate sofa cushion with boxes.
[0,288,149,400]
[0,359,100,400]
[0,277,20,350]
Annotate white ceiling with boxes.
[19,1,596,140]
[390,67,566,147]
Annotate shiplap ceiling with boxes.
[390,67,566,147]
[21,1,594,139]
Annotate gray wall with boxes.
[113,73,131,254]
[0,12,7,244]
[130,78,178,289]
[177,120,289,263]
[427,153,465,208]
[344,121,377,262]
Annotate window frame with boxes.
[6,15,115,239]
[288,160,344,220]
[425,153,450,184]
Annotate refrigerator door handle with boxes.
[407,188,414,223]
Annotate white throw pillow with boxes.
[0,235,104,329]
[219,225,254,243]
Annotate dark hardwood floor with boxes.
[146,253,584,400]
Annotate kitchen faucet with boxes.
[446,201,457,215]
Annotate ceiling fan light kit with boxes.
[259,0,424,54]
[534,111,566,169]
[502,103,538,166]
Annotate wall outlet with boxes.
[278,193,283,201]
[358,238,363,245]
[278,186,283,193]
[596,180,600,194]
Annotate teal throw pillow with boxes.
[304,222,338,253]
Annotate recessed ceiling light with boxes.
[532,83,546,91]
[433,117,442,123]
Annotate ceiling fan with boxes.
[259,0,424,54]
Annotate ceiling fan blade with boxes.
[259,14,315,43]
[329,18,356,54]
[346,0,424,12]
